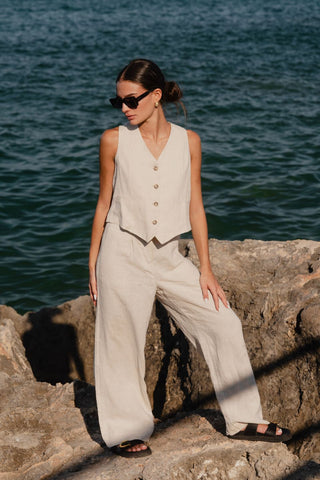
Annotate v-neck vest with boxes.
[106,122,191,244]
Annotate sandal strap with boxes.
[244,423,259,435]
[265,422,277,436]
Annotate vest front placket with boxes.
[152,162,159,230]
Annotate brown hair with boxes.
[116,58,186,113]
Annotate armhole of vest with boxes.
[114,125,122,162]
[184,127,191,163]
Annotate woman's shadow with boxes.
[22,307,85,385]
[22,307,104,446]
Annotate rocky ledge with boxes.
[1,238,320,479]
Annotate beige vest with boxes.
[106,122,191,244]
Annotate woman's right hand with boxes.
[89,270,97,307]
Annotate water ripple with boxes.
[1,0,319,312]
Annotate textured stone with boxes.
[299,303,320,338]
[0,320,103,479]
[0,297,94,385]
[1,238,320,478]
[0,318,33,380]
[50,411,318,480]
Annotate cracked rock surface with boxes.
[1,238,320,478]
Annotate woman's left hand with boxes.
[199,268,229,311]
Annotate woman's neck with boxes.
[138,108,170,142]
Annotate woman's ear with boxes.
[152,88,163,104]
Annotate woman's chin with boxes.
[125,115,138,124]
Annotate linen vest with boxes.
[106,122,192,244]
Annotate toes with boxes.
[241,423,284,436]
[126,443,147,452]
[256,424,268,434]
[138,444,147,451]
[257,424,283,435]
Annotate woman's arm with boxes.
[88,127,118,305]
[187,129,228,311]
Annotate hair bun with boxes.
[163,81,183,103]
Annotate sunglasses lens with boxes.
[109,91,149,109]
[109,97,123,109]
[124,98,138,109]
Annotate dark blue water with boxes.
[1,0,319,313]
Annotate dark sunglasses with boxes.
[109,90,151,109]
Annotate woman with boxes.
[89,59,291,457]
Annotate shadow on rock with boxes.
[273,460,320,480]
[22,307,85,384]
[153,300,193,419]
[73,380,105,447]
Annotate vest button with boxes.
[153,165,158,171]
[152,220,157,225]
[153,201,158,206]
[154,184,159,189]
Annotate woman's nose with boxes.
[122,103,130,114]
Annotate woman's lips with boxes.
[126,115,135,120]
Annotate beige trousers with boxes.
[95,222,268,448]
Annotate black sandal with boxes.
[228,422,292,442]
[110,439,152,458]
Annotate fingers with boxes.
[200,274,229,311]
[210,289,219,311]
[89,281,97,306]
[217,287,229,309]
[199,276,209,304]
[200,277,221,311]
[209,286,229,311]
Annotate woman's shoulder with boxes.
[99,127,120,158]
[100,126,119,143]
[100,126,119,150]
[186,129,201,148]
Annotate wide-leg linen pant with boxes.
[95,222,268,448]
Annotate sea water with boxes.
[1,0,319,312]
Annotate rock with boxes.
[0,318,33,380]
[298,303,320,338]
[50,410,320,480]
[0,297,95,385]
[1,238,320,478]
[0,377,104,479]
[186,240,320,448]
[0,320,104,480]
[0,306,26,337]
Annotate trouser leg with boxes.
[95,223,156,447]
[155,238,268,435]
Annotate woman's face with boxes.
[116,80,161,125]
